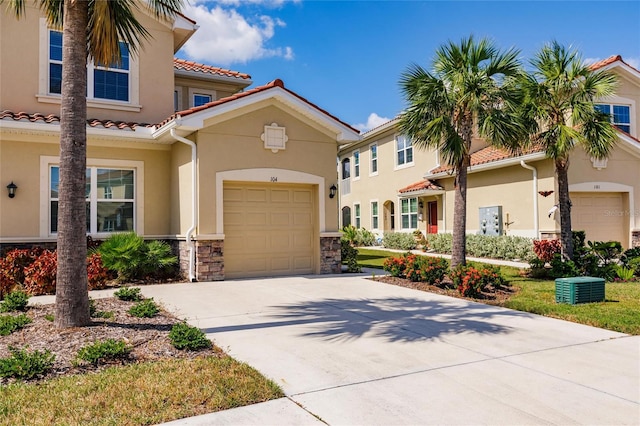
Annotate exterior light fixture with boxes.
[329,184,337,199]
[6,181,17,198]
[418,200,424,209]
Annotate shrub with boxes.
[426,234,534,261]
[449,265,504,297]
[548,254,579,279]
[97,232,178,281]
[75,339,131,365]
[0,346,55,380]
[87,253,110,290]
[128,299,160,318]
[382,232,416,250]
[383,253,448,284]
[533,239,561,263]
[620,247,640,268]
[169,322,212,351]
[114,286,143,302]
[0,314,32,336]
[341,225,376,247]
[0,248,44,297]
[614,265,635,281]
[22,250,57,296]
[425,233,452,254]
[383,254,408,278]
[340,240,361,273]
[0,290,29,312]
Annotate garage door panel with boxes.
[224,182,315,278]
[572,192,625,245]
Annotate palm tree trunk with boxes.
[556,159,574,261]
[451,155,469,268]
[55,0,90,328]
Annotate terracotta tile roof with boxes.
[399,179,443,194]
[589,55,640,74]
[0,110,151,130]
[429,145,544,174]
[174,58,251,80]
[159,79,359,133]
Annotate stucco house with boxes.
[338,56,640,249]
[0,4,359,281]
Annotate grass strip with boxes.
[0,355,283,425]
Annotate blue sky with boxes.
[176,1,640,131]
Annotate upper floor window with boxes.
[341,158,351,180]
[49,30,130,102]
[370,143,378,175]
[193,93,212,107]
[595,104,631,134]
[353,150,360,178]
[396,135,413,167]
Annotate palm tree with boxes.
[399,35,525,268]
[4,0,184,327]
[521,41,618,260]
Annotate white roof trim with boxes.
[160,86,360,142]
[0,119,156,140]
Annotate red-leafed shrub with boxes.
[533,239,561,263]
[383,253,448,284]
[449,265,505,298]
[87,253,110,290]
[23,250,57,296]
[0,248,44,297]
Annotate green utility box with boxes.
[555,276,605,304]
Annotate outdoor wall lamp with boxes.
[329,184,337,199]
[6,181,17,198]
[418,200,424,209]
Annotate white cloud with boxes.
[213,0,298,7]
[180,3,294,66]
[353,113,392,132]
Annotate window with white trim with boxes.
[396,135,413,166]
[370,143,378,175]
[193,93,212,107]
[371,201,379,229]
[595,104,631,133]
[49,29,130,102]
[353,150,360,178]
[354,203,361,228]
[49,166,135,234]
[401,198,418,229]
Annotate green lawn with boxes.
[357,248,640,335]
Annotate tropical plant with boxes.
[520,42,618,260]
[382,232,417,250]
[0,290,29,313]
[399,36,525,268]
[2,0,184,328]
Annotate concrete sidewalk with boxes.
[138,274,640,425]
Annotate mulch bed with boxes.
[0,297,222,385]
[370,275,516,304]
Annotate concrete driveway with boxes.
[142,274,640,425]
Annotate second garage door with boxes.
[571,192,626,246]
[223,182,316,279]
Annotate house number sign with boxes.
[270,177,278,182]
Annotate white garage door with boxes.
[571,192,626,245]
[223,182,316,279]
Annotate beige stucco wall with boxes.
[338,125,440,234]
[180,104,340,236]
[0,136,171,239]
[0,4,176,124]
[609,72,640,136]
[170,140,194,236]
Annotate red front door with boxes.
[428,202,438,234]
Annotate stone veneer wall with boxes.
[195,240,224,281]
[320,236,341,274]
[633,231,640,248]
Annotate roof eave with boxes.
[174,69,253,88]
[398,189,445,198]
[427,151,547,178]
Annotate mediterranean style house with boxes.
[338,56,640,249]
[0,4,359,280]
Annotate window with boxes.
[595,104,631,133]
[401,198,418,229]
[49,30,130,102]
[49,166,135,234]
[353,150,360,178]
[341,158,351,179]
[341,206,351,227]
[193,93,212,107]
[371,201,379,229]
[396,135,413,166]
[370,143,378,175]
[354,203,361,228]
